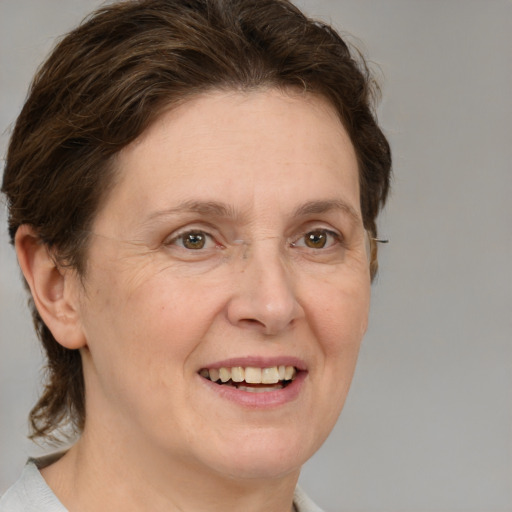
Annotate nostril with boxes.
[239,318,266,329]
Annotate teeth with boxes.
[244,367,262,383]
[261,366,279,384]
[284,366,296,380]
[238,384,284,393]
[200,365,297,384]
[219,367,231,383]
[231,366,245,382]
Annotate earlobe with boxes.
[15,225,87,350]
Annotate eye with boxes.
[292,229,341,249]
[169,230,217,250]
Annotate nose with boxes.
[226,242,304,335]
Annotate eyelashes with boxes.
[165,227,344,254]
[290,229,342,250]
[169,230,221,251]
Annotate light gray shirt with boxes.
[0,462,324,512]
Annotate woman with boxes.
[0,0,391,510]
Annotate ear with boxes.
[15,225,87,349]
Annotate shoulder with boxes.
[0,461,67,512]
[294,486,326,512]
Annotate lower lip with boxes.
[199,371,307,408]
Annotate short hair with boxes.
[2,0,391,442]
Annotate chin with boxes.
[201,428,323,482]
[217,454,304,482]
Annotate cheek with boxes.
[310,273,370,357]
[310,277,369,428]
[79,275,194,422]
[82,265,221,376]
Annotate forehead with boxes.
[95,88,361,231]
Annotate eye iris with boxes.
[183,232,206,249]
[305,231,327,249]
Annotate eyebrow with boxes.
[144,200,241,223]
[293,199,362,224]
[145,198,361,224]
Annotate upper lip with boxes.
[199,356,307,371]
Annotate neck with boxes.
[41,428,300,512]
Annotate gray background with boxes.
[1,1,511,511]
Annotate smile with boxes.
[199,366,297,392]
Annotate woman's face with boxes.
[75,89,370,481]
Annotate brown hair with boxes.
[2,0,391,442]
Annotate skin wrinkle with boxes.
[1,0,392,505]
[79,213,368,294]
[36,89,370,512]
[85,197,362,253]
[84,230,363,281]
[82,191,366,281]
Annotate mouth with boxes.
[198,365,298,393]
